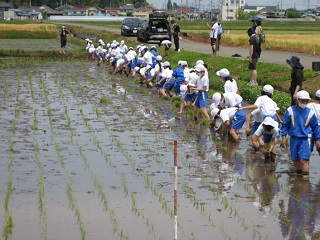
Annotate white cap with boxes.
[145,65,152,70]
[297,90,311,100]
[156,55,162,61]
[89,40,93,43]
[212,92,222,104]
[150,46,156,49]
[98,39,103,43]
[163,61,170,67]
[316,89,320,98]
[85,38,90,41]
[262,85,274,94]
[111,43,116,48]
[116,42,120,46]
[120,40,124,44]
[195,64,205,72]
[101,42,105,46]
[112,40,116,44]
[180,85,188,96]
[216,68,230,78]
[134,66,140,72]
[107,43,110,47]
[211,107,220,118]
[178,60,183,66]
[128,46,133,50]
[196,60,204,65]
[263,117,277,128]
[136,45,141,50]
[181,61,188,66]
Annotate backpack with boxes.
[257,27,265,43]
[217,24,224,35]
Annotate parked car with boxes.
[121,17,142,36]
[137,11,172,44]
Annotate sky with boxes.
[148,0,319,11]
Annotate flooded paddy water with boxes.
[1,61,320,240]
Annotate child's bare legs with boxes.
[200,107,210,120]
[230,128,239,142]
[294,159,309,173]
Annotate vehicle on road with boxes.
[137,11,171,44]
[121,17,142,36]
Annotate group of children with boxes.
[84,37,320,176]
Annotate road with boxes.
[73,24,320,70]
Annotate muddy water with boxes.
[1,61,320,240]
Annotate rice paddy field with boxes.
[1,59,320,240]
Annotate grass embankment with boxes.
[0,23,319,115]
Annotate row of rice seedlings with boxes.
[53,75,64,99]
[11,107,20,134]
[2,73,8,104]
[28,73,35,102]
[71,73,87,97]
[63,73,76,99]
[75,140,129,240]
[64,107,74,138]
[66,177,87,240]
[34,137,47,239]
[38,75,49,101]
[33,109,38,132]
[130,193,156,237]
[3,137,14,240]
[16,71,21,101]
[46,107,54,135]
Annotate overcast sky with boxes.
[149,0,319,11]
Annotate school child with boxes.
[238,85,279,121]
[184,69,198,107]
[119,40,128,54]
[190,64,210,121]
[280,90,320,176]
[307,89,320,154]
[161,40,172,56]
[245,109,263,138]
[152,55,163,84]
[141,46,155,67]
[157,61,173,96]
[251,117,280,163]
[219,92,244,109]
[210,92,222,110]
[195,60,208,76]
[169,61,185,96]
[210,106,246,142]
[216,68,239,94]
[95,41,105,66]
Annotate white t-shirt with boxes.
[224,79,238,94]
[254,120,279,138]
[196,75,209,92]
[307,102,320,124]
[223,92,243,108]
[119,44,128,53]
[116,58,125,67]
[251,109,263,123]
[114,47,122,59]
[143,51,154,65]
[219,107,237,123]
[210,22,219,39]
[162,68,173,79]
[161,40,172,45]
[154,62,164,76]
[254,95,278,117]
[127,49,137,58]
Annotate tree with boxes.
[286,8,302,18]
[173,2,177,10]
[167,0,172,10]
[235,9,247,20]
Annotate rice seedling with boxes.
[120,172,129,197]
[66,178,87,240]
[53,75,64,98]
[16,71,21,100]
[3,73,8,104]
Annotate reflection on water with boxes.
[279,178,320,240]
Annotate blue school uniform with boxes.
[281,105,320,160]
[172,67,185,95]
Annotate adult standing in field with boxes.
[247,27,261,86]
[59,26,69,55]
[207,17,218,54]
[216,22,223,51]
[286,56,304,106]
[171,20,180,52]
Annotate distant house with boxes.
[16,6,43,20]
[132,5,158,19]
[69,7,86,16]
[221,0,246,21]
[259,6,284,18]
[0,2,11,11]
[119,4,135,14]
[87,6,104,16]
[55,4,73,14]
